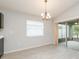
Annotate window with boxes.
[58,24,69,38]
[72,25,79,38]
[26,20,44,37]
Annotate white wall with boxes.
[0,10,53,54]
[55,3,79,23]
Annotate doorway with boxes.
[58,19,79,50]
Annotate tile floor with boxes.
[1,44,79,59]
[59,41,79,50]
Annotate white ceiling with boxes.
[0,0,79,18]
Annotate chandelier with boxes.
[41,0,51,20]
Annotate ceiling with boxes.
[0,0,79,18]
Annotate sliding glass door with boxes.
[58,24,69,47]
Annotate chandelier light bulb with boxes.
[41,12,51,20]
[41,13,44,17]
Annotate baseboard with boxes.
[4,42,53,54]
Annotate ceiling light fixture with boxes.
[75,20,79,25]
[75,22,77,25]
[41,0,51,20]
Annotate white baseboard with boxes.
[4,42,52,54]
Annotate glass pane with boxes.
[26,20,44,37]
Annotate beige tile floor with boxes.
[59,41,79,50]
[1,44,79,59]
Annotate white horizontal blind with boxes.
[26,20,44,37]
